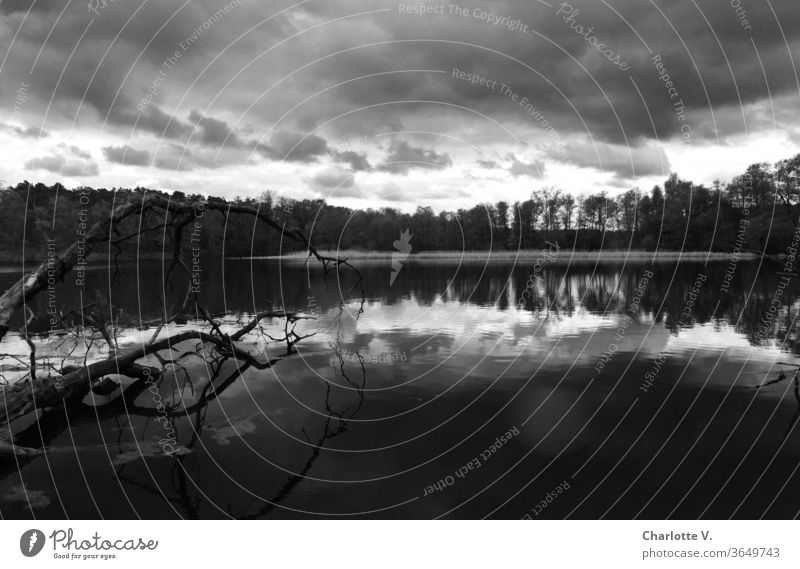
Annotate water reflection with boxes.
[1,258,799,519]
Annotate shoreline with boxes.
[0,250,761,266]
[239,249,761,262]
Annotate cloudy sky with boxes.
[1,0,798,211]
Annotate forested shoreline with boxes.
[1,152,799,262]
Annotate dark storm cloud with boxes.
[1,0,799,184]
[376,140,452,174]
[0,1,241,137]
[1,124,48,138]
[256,130,330,163]
[102,145,151,166]
[475,158,500,169]
[330,149,371,171]
[110,102,194,141]
[24,156,64,173]
[65,145,91,160]
[0,0,57,15]
[268,0,800,146]
[377,182,405,202]
[310,165,355,189]
[153,143,193,171]
[25,144,99,176]
[507,154,545,178]
[188,109,242,147]
[544,141,671,179]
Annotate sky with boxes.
[0,0,798,212]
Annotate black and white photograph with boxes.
[0,0,799,565]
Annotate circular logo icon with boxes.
[19,529,45,557]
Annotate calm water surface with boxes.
[1,257,799,519]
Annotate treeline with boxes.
[1,152,799,261]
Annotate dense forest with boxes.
[2,152,799,262]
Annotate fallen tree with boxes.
[0,192,356,340]
[0,311,306,428]
[0,190,362,455]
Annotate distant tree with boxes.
[618,189,640,235]
[560,194,576,231]
[775,153,800,222]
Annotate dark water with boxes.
[1,256,799,519]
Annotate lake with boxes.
[1,256,799,519]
